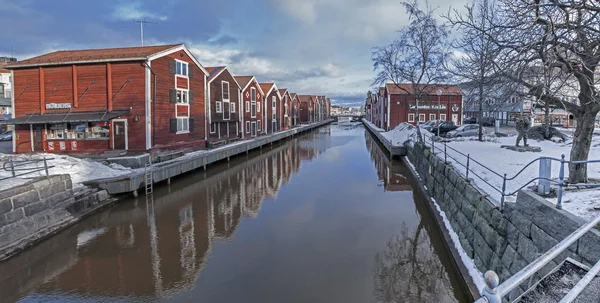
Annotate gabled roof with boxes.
[298,95,312,103]
[0,63,10,74]
[234,76,264,95]
[259,83,281,99]
[6,44,210,76]
[278,88,288,96]
[385,83,464,96]
[290,93,297,100]
[205,66,241,89]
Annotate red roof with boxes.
[234,76,254,89]
[6,44,183,68]
[259,83,275,96]
[0,63,10,73]
[385,83,463,95]
[298,95,312,103]
[290,93,297,100]
[278,89,288,96]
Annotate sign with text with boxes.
[71,141,77,150]
[46,103,72,110]
[59,141,66,151]
[409,104,447,110]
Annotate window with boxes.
[408,114,415,122]
[440,114,447,121]
[384,113,387,122]
[222,82,230,100]
[176,61,188,77]
[176,90,188,104]
[284,102,288,117]
[216,101,222,113]
[0,84,4,95]
[257,120,261,131]
[251,88,256,102]
[246,121,250,133]
[231,102,236,113]
[419,114,425,122]
[257,102,261,112]
[210,123,216,133]
[177,118,189,133]
[272,96,276,108]
[47,122,109,140]
[429,114,436,121]
[246,101,250,112]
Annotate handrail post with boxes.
[43,157,49,176]
[466,154,470,181]
[480,271,502,303]
[501,173,507,210]
[444,142,447,163]
[431,135,435,154]
[9,159,15,177]
[556,154,565,210]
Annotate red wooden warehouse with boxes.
[235,76,265,139]
[205,66,242,143]
[3,44,209,153]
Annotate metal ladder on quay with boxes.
[144,163,153,195]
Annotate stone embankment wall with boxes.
[0,175,110,260]
[406,141,600,301]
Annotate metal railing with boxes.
[0,157,55,181]
[476,213,600,303]
[423,135,600,210]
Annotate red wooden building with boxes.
[298,95,314,124]
[259,83,282,134]
[3,44,209,153]
[383,84,464,131]
[278,89,291,130]
[290,93,300,127]
[235,76,265,138]
[205,66,242,142]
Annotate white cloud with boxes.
[112,2,167,21]
[270,0,317,24]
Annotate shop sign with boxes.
[59,141,66,150]
[46,103,72,110]
[48,142,54,151]
[409,104,447,110]
[71,141,77,150]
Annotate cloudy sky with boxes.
[0,0,467,108]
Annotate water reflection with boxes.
[0,125,467,303]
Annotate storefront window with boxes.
[46,122,110,140]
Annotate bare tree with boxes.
[372,0,450,139]
[444,0,522,141]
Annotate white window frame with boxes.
[419,114,425,122]
[176,89,189,104]
[251,87,256,102]
[440,114,447,121]
[223,100,230,120]
[176,117,189,134]
[257,102,261,113]
[210,122,216,134]
[272,96,276,108]
[246,121,250,133]
[284,97,288,117]
[257,120,262,131]
[231,102,236,113]
[246,101,250,113]
[222,81,230,101]
[216,101,222,113]
[408,114,415,122]
[429,114,436,121]
[176,60,189,77]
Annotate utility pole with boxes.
[134,19,157,46]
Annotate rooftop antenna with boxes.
[134,18,157,46]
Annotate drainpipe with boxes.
[144,62,157,148]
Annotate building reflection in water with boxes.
[0,135,324,303]
[365,132,412,192]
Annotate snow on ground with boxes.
[363,119,384,132]
[380,123,434,147]
[0,153,134,191]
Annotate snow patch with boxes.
[380,122,433,147]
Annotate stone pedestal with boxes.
[500,145,542,152]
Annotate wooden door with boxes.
[113,121,127,150]
[33,125,43,152]
[251,122,257,137]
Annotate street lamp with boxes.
[437,89,442,137]
[396,101,400,128]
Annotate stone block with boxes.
[0,213,7,228]
[517,233,540,263]
[64,179,73,190]
[459,236,474,259]
[530,224,558,254]
[474,231,494,268]
[12,190,40,209]
[45,191,73,209]
[30,211,50,229]
[489,252,503,273]
[0,183,35,200]
[24,201,47,217]
[5,209,25,225]
[510,211,532,238]
[477,199,498,222]
[509,252,529,275]
[461,202,476,222]
[0,198,12,214]
[42,182,67,198]
[96,190,109,202]
[577,230,600,265]
[31,178,51,190]
[472,213,488,236]
[465,185,482,206]
[506,221,521,248]
[501,244,517,269]
[455,178,468,193]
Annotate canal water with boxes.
[0,123,468,303]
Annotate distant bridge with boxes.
[331,114,364,118]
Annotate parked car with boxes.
[421,120,439,131]
[0,130,13,141]
[481,117,496,126]
[464,116,477,124]
[430,121,457,137]
[446,124,486,138]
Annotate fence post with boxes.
[9,159,15,177]
[501,173,507,210]
[444,142,447,163]
[538,157,551,195]
[43,157,49,176]
[431,135,435,154]
[466,154,470,181]
[556,154,565,210]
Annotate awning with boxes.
[0,110,130,125]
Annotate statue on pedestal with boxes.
[515,114,531,147]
